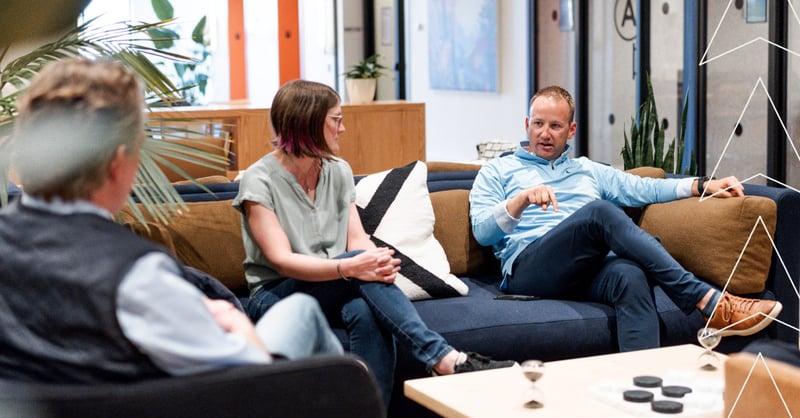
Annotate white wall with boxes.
[374,0,397,100]
[406,1,529,163]
[243,0,279,106]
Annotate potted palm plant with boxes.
[343,54,387,105]
[0,17,227,224]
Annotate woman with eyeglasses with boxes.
[233,79,514,407]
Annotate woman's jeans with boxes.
[246,252,454,406]
[254,293,343,359]
[508,200,713,352]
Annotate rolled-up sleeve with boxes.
[117,253,270,375]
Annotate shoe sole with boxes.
[717,301,783,337]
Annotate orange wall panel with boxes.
[228,0,247,100]
[277,0,300,84]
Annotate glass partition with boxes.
[586,1,637,167]
[786,5,800,188]
[649,0,684,173]
[535,0,577,93]
[703,1,769,184]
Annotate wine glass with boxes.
[697,327,722,371]
[521,359,546,409]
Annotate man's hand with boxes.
[204,298,254,333]
[204,298,268,352]
[507,185,559,218]
[526,185,559,211]
[700,176,745,198]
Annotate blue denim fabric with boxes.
[246,251,453,406]
[254,293,343,359]
[508,200,713,351]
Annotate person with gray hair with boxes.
[0,58,343,383]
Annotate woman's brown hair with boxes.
[270,79,340,159]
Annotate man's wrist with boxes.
[697,176,713,195]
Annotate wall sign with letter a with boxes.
[614,0,637,41]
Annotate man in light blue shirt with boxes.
[469,85,782,351]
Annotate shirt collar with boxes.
[20,194,112,220]
[514,141,572,166]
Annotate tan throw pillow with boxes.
[638,196,777,294]
[426,161,483,173]
[430,189,498,277]
[171,175,232,185]
[121,201,247,294]
[625,166,667,179]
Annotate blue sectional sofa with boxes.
[15,162,793,417]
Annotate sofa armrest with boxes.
[0,354,384,418]
[744,183,800,344]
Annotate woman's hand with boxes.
[341,247,401,283]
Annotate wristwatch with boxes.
[697,176,711,195]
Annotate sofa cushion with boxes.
[426,161,483,173]
[639,196,777,294]
[430,189,498,276]
[171,175,232,185]
[355,161,468,300]
[408,277,703,364]
[625,166,667,179]
[121,200,248,294]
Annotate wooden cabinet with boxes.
[339,101,426,175]
[149,101,425,178]
[148,103,271,180]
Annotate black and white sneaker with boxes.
[454,352,516,374]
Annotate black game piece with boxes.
[661,385,692,398]
[633,375,663,388]
[623,390,654,403]
[651,400,683,414]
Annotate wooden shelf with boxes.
[149,101,425,177]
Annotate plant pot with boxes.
[346,78,377,104]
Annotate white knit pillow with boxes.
[355,161,468,300]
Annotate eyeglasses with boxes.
[328,115,343,128]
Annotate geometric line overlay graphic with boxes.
[696,3,800,414]
[695,215,800,416]
[700,0,800,66]
[702,216,800,335]
[700,78,800,200]
[728,352,793,418]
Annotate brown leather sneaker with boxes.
[706,292,783,337]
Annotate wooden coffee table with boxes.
[404,344,726,418]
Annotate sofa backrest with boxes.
[120,164,781,299]
[120,198,249,295]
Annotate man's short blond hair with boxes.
[12,58,144,200]
[530,86,575,123]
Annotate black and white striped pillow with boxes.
[355,161,468,300]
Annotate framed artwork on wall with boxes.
[428,0,498,92]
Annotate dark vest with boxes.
[0,201,169,383]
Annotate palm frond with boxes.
[0,16,227,224]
